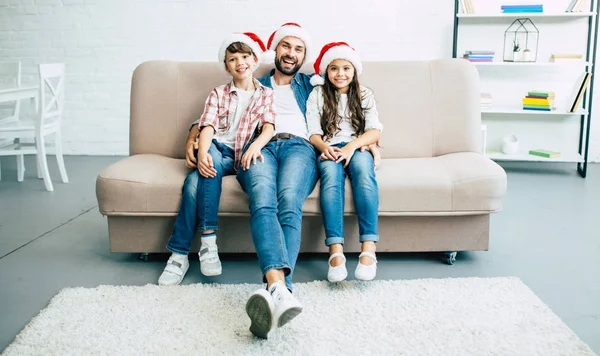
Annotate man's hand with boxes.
[336,144,357,168]
[197,151,217,178]
[360,143,382,170]
[240,143,264,171]
[320,145,342,161]
[185,139,199,169]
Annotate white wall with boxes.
[0,0,598,161]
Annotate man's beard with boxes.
[275,55,302,76]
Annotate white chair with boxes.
[0,61,22,124]
[0,63,68,191]
[0,61,22,180]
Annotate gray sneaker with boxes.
[246,289,274,339]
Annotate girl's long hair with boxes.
[321,64,371,141]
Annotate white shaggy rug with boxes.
[4,277,595,356]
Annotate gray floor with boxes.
[0,155,598,354]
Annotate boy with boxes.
[158,32,275,285]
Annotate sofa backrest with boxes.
[130,59,481,159]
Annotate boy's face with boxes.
[327,59,355,94]
[274,36,306,76]
[224,51,257,81]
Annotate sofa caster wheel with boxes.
[444,251,457,265]
[140,253,150,262]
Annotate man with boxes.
[184,23,380,338]
[237,22,317,339]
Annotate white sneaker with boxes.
[199,238,222,276]
[158,254,189,286]
[327,253,348,282]
[245,289,274,339]
[355,251,377,281]
[269,280,303,327]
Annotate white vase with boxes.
[523,50,534,62]
[513,51,523,62]
[501,134,519,155]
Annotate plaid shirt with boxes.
[198,78,276,169]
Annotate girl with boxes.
[307,42,383,282]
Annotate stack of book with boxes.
[481,93,492,109]
[566,0,588,12]
[462,51,494,62]
[550,54,584,63]
[522,91,555,111]
[501,4,543,12]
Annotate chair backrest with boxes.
[0,62,22,126]
[38,63,65,128]
[0,61,21,89]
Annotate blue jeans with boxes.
[237,137,318,291]
[318,143,379,246]
[166,140,236,255]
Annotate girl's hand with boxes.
[360,144,381,170]
[320,145,342,161]
[336,144,357,167]
[197,151,217,178]
[241,143,264,170]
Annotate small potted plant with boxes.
[513,40,523,61]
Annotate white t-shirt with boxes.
[306,86,383,145]
[270,77,309,140]
[218,88,255,149]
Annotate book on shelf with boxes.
[481,92,492,109]
[566,0,588,12]
[529,149,561,158]
[460,0,475,14]
[550,54,584,62]
[569,72,592,112]
[527,91,555,98]
[502,5,543,13]
[462,50,494,62]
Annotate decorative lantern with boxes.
[503,18,539,62]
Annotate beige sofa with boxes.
[96,59,507,262]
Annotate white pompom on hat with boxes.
[310,42,362,86]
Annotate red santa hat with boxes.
[310,42,363,86]
[263,22,312,65]
[218,32,267,71]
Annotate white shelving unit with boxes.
[453,0,598,177]
[482,107,587,115]
[457,11,596,18]
[486,151,584,162]
[472,61,592,67]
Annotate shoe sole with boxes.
[201,263,222,277]
[277,306,303,327]
[201,268,222,277]
[328,271,348,283]
[355,273,376,281]
[246,294,272,339]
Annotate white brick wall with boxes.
[0,0,598,162]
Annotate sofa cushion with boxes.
[97,152,505,216]
[305,152,506,215]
